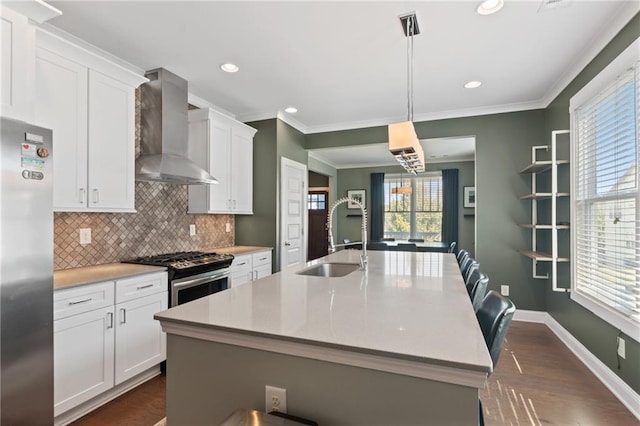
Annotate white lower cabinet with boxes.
[114,291,167,385]
[230,250,272,287]
[54,306,114,417]
[53,272,167,418]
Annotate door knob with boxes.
[284,242,291,246]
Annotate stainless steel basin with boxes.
[296,262,360,278]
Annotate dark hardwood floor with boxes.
[480,321,639,426]
[71,322,638,425]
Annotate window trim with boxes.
[569,37,640,341]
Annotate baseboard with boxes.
[515,310,640,421]
[54,366,162,426]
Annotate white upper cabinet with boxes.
[1,2,61,122]
[188,108,257,214]
[35,28,146,212]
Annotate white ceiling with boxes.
[43,1,638,167]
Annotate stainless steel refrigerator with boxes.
[0,117,53,424]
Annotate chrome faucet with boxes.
[327,197,368,270]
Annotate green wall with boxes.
[236,119,307,272]
[334,162,475,256]
[543,13,640,393]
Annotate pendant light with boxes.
[388,12,425,175]
[391,173,412,195]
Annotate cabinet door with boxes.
[208,118,232,212]
[35,47,88,210]
[0,6,34,121]
[87,69,135,211]
[230,254,252,287]
[114,292,167,385]
[54,306,115,417]
[231,127,253,214]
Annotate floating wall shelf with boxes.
[519,130,570,292]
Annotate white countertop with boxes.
[54,263,167,290]
[155,250,492,386]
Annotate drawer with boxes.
[115,271,167,304]
[252,251,272,267]
[231,254,252,273]
[54,281,114,320]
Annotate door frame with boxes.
[279,157,308,271]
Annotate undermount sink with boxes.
[296,262,360,278]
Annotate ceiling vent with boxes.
[538,0,571,12]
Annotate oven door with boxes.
[171,268,230,307]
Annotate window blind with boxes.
[573,61,640,325]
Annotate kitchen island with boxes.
[155,250,492,425]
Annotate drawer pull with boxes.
[237,262,247,266]
[107,312,113,329]
[259,257,267,261]
[68,297,92,305]
[136,284,154,290]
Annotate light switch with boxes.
[225,223,231,233]
[189,224,196,236]
[79,228,92,245]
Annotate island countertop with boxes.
[155,250,492,388]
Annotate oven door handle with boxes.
[172,271,229,290]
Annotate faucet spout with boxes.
[327,197,368,270]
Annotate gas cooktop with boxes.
[122,251,234,271]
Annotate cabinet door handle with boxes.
[120,307,126,324]
[227,199,232,209]
[253,270,258,280]
[107,312,113,329]
[136,284,154,290]
[68,297,92,305]
[79,188,85,203]
[92,189,99,204]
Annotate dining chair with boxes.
[448,241,457,253]
[462,260,479,284]
[396,243,417,252]
[366,242,388,251]
[407,238,424,243]
[465,269,489,311]
[476,290,516,371]
[456,249,469,265]
[476,290,515,426]
[458,253,473,273]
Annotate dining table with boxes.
[377,240,451,252]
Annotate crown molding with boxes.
[540,1,640,108]
[187,93,236,119]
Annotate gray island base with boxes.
[156,250,492,425]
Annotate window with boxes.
[307,192,326,210]
[570,38,639,339]
[383,172,442,241]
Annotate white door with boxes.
[53,307,114,417]
[35,47,88,210]
[280,157,307,270]
[87,69,135,211]
[114,292,167,385]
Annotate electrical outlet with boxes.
[617,336,626,359]
[265,385,287,413]
[500,285,509,296]
[79,228,92,245]
[225,222,231,233]
[189,224,196,236]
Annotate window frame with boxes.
[383,171,443,241]
[569,37,640,341]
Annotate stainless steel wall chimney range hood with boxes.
[137,68,217,185]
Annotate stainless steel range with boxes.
[123,251,234,307]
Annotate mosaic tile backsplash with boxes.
[54,182,234,269]
[54,88,234,270]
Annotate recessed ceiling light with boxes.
[477,0,504,15]
[220,63,239,73]
[284,107,298,114]
[464,80,482,89]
